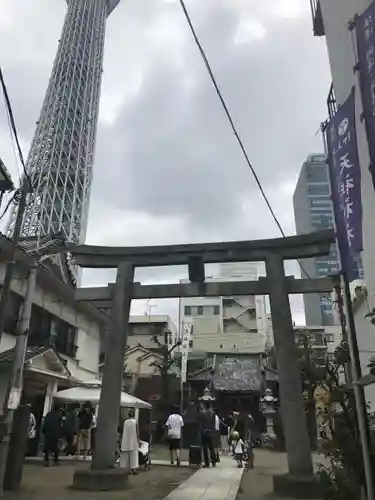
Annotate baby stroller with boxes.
[242,441,254,470]
[138,440,151,470]
[115,439,151,470]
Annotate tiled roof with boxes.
[0,345,48,364]
[0,346,72,377]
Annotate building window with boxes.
[309,197,330,205]
[306,165,327,182]
[51,318,77,358]
[325,334,334,343]
[28,304,53,345]
[3,292,23,335]
[197,306,203,316]
[184,306,191,316]
[308,184,329,195]
[213,305,220,315]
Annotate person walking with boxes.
[214,412,220,463]
[165,406,184,466]
[232,431,245,468]
[120,410,139,474]
[63,407,78,456]
[77,402,93,460]
[199,402,216,468]
[219,416,229,455]
[90,409,97,457]
[42,406,63,466]
[26,406,36,457]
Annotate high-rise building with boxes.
[293,154,362,326]
[6,0,120,252]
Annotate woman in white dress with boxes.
[120,410,139,474]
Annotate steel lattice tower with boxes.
[6,0,120,252]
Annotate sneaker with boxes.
[170,461,174,465]
[176,458,181,467]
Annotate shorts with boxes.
[168,438,181,451]
[78,429,91,450]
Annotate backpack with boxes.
[201,410,215,436]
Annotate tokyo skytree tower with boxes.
[6,0,120,250]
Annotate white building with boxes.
[0,236,108,422]
[127,314,177,351]
[310,0,375,405]
[294,325,342,359]
[178,262,269,355]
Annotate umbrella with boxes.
[55,380,151,410]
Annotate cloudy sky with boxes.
[0,0,332,324]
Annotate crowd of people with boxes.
[163,403,255,469]
[28,402,97,466]
[27,399,256,472]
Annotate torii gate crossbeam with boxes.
[70,230,334,498]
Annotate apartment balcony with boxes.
[310,0,325,36]
[327,82,337,119]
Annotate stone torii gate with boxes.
[70,230,338,497]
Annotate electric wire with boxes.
[3,98,21,184]
[178,0,320,283]
[0,66,31,189]
[0,193,17,221]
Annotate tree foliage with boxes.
[311,342,367,500]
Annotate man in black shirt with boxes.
[199,402,216,468]
[42,406,63,466]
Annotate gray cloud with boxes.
[91,0,330,240]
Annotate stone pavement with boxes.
[164,456,244,500]
[163,450,326,500]
[236,449,325,500]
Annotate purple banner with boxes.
[356,1,375,186]
[326,89,363,278]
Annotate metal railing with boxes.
[327,82,338,119]
[310,0,325,36]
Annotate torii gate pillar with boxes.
[70,231,334,497]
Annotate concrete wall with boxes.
[192,331,266,354]
[319,0,375,400]
[352,296,375,410]
[320,0,375,307]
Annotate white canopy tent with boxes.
[55,380,152,410]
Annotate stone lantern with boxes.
[199,386,215,404]
[260,388,277,438]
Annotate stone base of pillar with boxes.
[72,468,129,491]
[273,474,322,499]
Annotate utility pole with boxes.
[0,234,68,495]
[0,263,36,496]
[0,178,30,346]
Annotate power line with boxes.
[0,66,31,188]
[0,192,18,221]
[177,0,316,281]
[178,0,285,237]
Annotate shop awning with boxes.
[55,380,152,409]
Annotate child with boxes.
[231,431,245,468]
